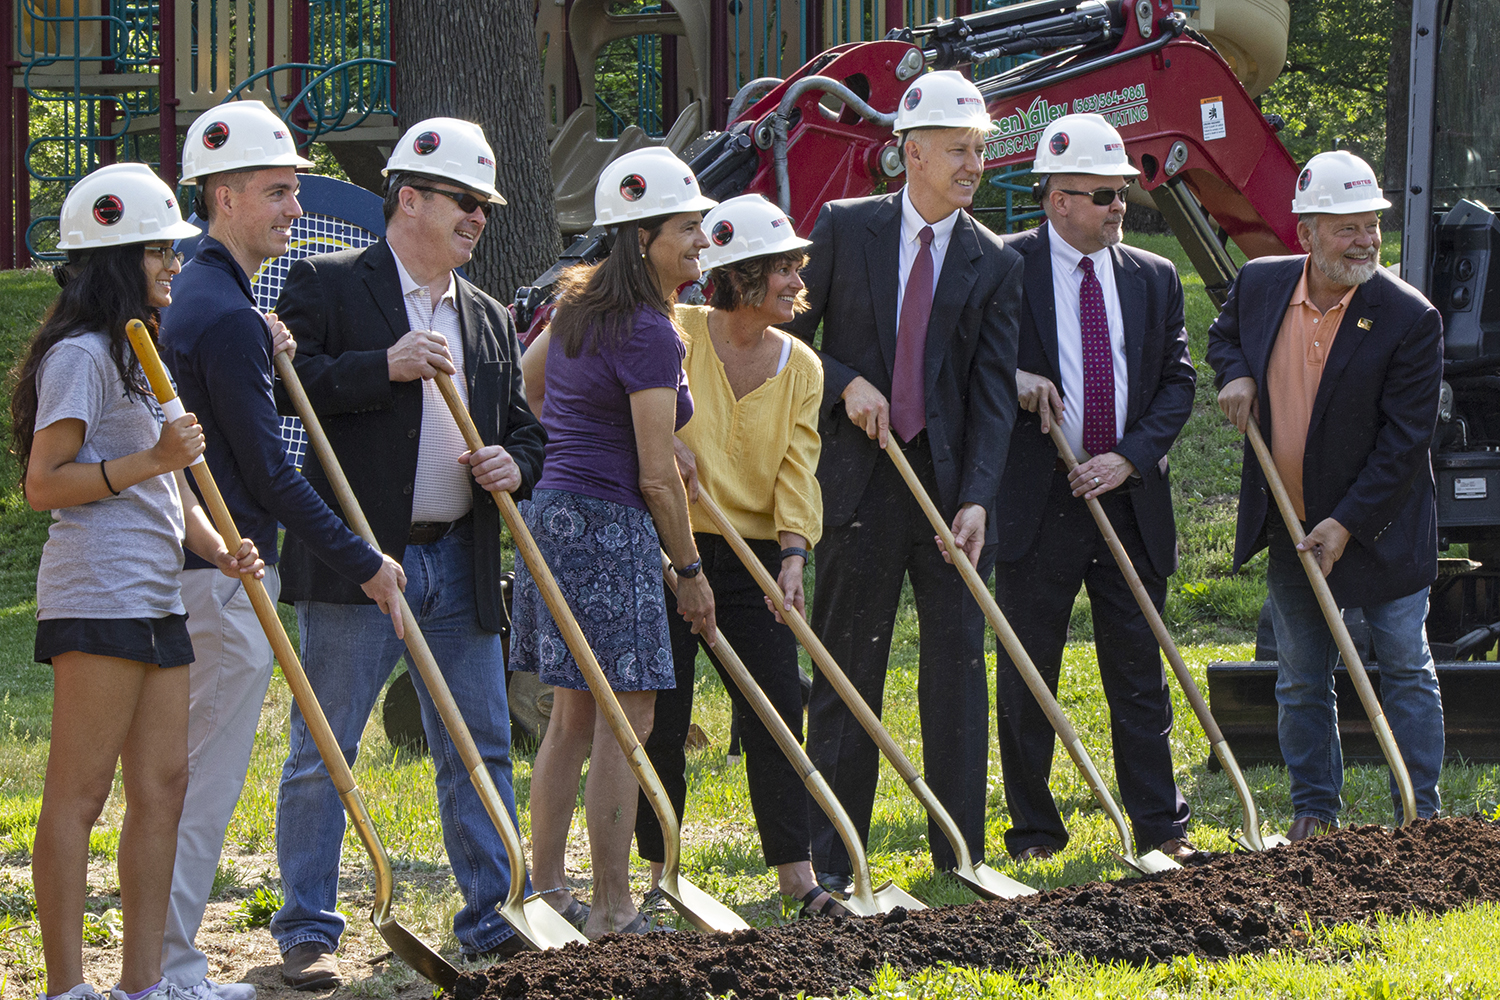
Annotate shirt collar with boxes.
[191,234,256,302]
[390,245,458,309]
[900,187,959,246]
[1290,257,1359,312]
[1047,223,1112,277]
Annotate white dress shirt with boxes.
[895,187,960,323]
[391,248,474,523]
[1049,230,1128,459]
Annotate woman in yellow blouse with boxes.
[626,194,846,918]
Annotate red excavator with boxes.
[512,0,1500,767]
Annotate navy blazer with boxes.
[785,192,1023,539]
[273,239,546,633]
[995,224,1196,577]
[1205,256,1442,607]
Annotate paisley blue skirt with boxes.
[510,488,676,692]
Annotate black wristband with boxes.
[100,459,121,496]
[674,559,703,579]
[779,546,809,563]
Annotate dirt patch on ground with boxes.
[455,816,1500,1000]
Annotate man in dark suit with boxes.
[786,71,1022,887]
[992,114,1197,863]
[1208,150,1444,841]
[268,118,546,983]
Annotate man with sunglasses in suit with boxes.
[992,113,1198,864]
[268,117,545,986]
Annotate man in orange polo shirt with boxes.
[1207,150,1445,842]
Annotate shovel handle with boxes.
[275,353,533,906]
[430,372,684,871]
[1048,426,1269,849]
[882,440,1140,860]
[123,321,402,921]
[1244,421,1418,826]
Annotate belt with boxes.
[408,513,470,545]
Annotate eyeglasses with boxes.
[408,184,494,219]
[144,246,184,267]
[1056,183,1133,206]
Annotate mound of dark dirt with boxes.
[454,816,1500,1000]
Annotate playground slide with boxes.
[1188,0,1290,100]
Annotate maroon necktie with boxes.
[1079,256,1116,456]
[891,225,934,443]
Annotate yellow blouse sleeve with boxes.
[772,346,824,545]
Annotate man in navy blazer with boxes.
[1207,150,1444,841]
[785,72,1022,886]
[992,114,1197,862]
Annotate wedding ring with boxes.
[1093,476,1100,486]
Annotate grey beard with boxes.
[1313,245,1379,287]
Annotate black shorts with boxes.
[34,613,194,668]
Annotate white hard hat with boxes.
[1291,150,1392,215]
[594,147,716,226]
[700,195,812,270]
[893,70,993,133]
[57,163,201,251]
[383,117,507,205]
[1032,113,1138,177]
[180,102,314,184]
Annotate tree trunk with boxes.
[391,0,560,303]
[1384,0,1412,233]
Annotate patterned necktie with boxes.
[1078,256,1116,456]
[891,225,934,443]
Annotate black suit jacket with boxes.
[995,224,1195,577]
[785,192,1023,540]
[1205,256,1442,607]
[273,239,546,633]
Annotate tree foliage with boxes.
[1258,0,1405,168]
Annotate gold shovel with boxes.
[123,321,459,989]
[658,553,925,915]
[274,354,586,951]
[884,442,1181,875]
[1049,425,1288,852]
[1244,421,1418,826]
[432,373,748,934]
[694,490,1038,899]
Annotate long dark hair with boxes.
[9,244,157,483]
[549,216,678,358]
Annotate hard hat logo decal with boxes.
[711,220,734,246]
[1344,178,1373,190]
[904,88,923,111]
[478,155,494,168]
[272,130,287,140]
[957,96,983,108]
[413,131,441,155]
[620,173,647,202]
[92,195,124,226]
[202,121,231,150]
[770,217,786,228]
[1049,131,1069,155]
[1298,168,1312,191]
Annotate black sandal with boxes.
[798,885,852,919]
[536,886,590,931]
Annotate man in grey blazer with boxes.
[786,71,1022,887]
[993,114,1197,863]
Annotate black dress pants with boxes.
[806,438,994,876]
[993,465,1190,857]
[635,533,812,866]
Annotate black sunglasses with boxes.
[408,184,493,218]
[1057,183,1132,206]
[144,246,185,267]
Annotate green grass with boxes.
[2,256,1499,998]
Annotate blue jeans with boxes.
[1267,543,1444,825]
[270,523,523,955]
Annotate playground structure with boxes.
[1,0,1287,266]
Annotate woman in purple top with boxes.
[511,148,718,937]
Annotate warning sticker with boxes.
[1201,96,1226,140]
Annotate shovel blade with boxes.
[376,918,459,990]
[658,874,750,933]
[1116,849,1183,875]
[954,861,1039,900]
[1237,831,1292,851]
[496,897,588,951]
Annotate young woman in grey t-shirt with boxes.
[7,164,263,1000]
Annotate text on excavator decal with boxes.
[982,83,1150,161]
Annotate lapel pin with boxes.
[1357,317,1374,330]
